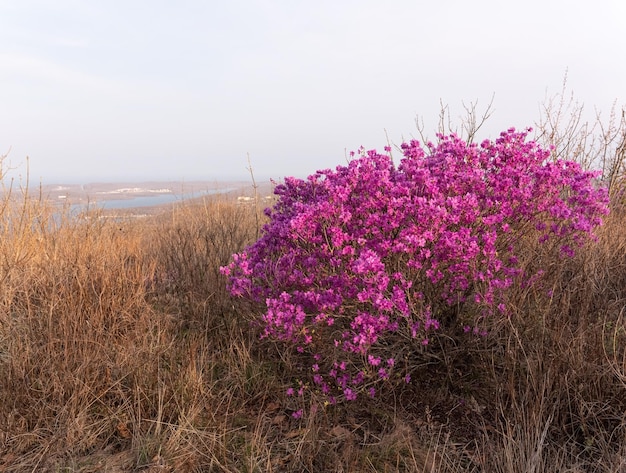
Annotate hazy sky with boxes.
[1,0,624,183]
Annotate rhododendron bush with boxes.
[221,128,609,404]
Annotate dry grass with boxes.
[0,170,625,473]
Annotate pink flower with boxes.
[224,127,609,404]
[367,355,381,366]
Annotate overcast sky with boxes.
[0,0,624,183]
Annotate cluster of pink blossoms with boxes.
[221,128,609,404]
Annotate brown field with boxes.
[0,170,625,472]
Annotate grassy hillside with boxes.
[0,173,624,472]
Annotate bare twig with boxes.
[246,153,260,240]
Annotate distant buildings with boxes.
[237,195,273,204]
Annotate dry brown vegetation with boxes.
[0,165,624,473]
[1,96,626,471]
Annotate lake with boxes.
[70,188,235,213]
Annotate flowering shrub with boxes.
[221,128,609,404]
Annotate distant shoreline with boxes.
[13,179,276,216]
[40,180,246,202]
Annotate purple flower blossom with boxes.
[222,128,609,403]
[368,355,381,366]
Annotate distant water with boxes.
[70,188,233,212]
